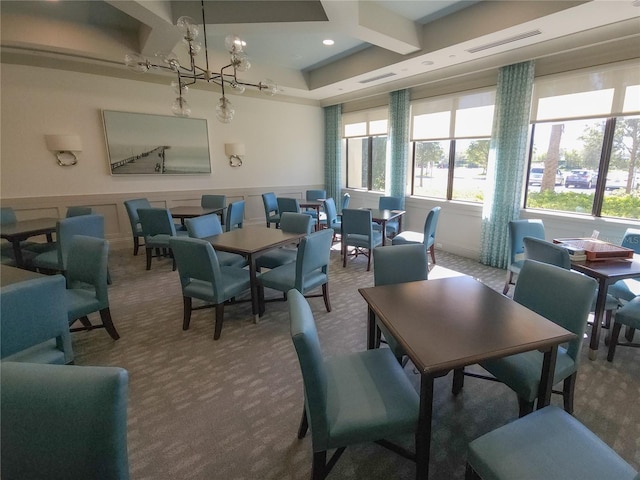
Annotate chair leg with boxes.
[625,326,635,342]
[465,463,482,480]
[145,248,152,270]
[452,367,465,395]
[518,397,534,417]
[366,249,372,271]
[213,303,225,340]
[342,244,347,268]
[99,308,120,340]
[502,271,513,295]
[311,451,327,480]
[607,321,623,362]
[563,373,577,414]
[133,237,140,256]
[182,296,192,330]
[298,407,309,439]
[78,316,93,329]
[429,245,436,264]
[322,283,331,312]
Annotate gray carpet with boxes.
[73,243,640,479]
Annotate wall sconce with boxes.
[45,134,82,167]
[225,143,245,167]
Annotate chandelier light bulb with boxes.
[224,34,245,53]
[231,82,246,94]
[171,81,188,95]
[261,79,278,96]
[231,52,251,72]
[124,53,150,73]
[216,97,235,123]
[176,16,199,39]
[172,97,191,117]
[188,41,202,56]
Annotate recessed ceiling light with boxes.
[422,60,434,66]
[323,39,335,46]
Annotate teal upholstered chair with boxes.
[261,192,280,228]
[1,362,130,480]
[185,214,246,267]
[288,289,419,480]
[259,228,334,312]
[225,200,245,231]
[123,198,151,256]
[609,228,640,303]
[170,236,252,340]
[341,192,350,211]
[376,196,403,237]
[392,206,441,264]
[31,214,105,274]
[341,208,383,271]
[66,206,93,217]
[320,198,341,242]
[256,212,312,271]
[373,244,428,363]
[465,405,639,480]
[0,207,40,264]
[201,194,226,225]
[304,189,326,219]
[138,208,187,271]
[277,197,301,214]
[65,235,120,340]
[502,219,545,294]
[1,275,73,365]
[454,260,596,417]
[607,295,640,362]
[523,236,620,326]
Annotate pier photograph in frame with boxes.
[103,110,211,175]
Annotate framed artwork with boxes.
[102,110,211,175]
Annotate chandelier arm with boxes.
[201,0,210,73]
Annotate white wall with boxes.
[0,63,324,198]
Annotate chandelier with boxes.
[124,0,277,123]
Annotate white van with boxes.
[529,167,563,186]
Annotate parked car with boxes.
[564,170,598,188]
[528,167,563,186]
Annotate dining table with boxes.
[0,264,46,287]
[569,254,640,359]
[0,217,58,268]
[359,276,576,480]
[299,200,324,231]
[203,225,306,320]
[365,208,405,245]
[169,206,224,226]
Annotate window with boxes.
[525,62,640,220]
[411,90,495,202]
[343,108,388,191]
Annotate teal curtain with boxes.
[480,61,535,267]
[324,104,342,204]
[388,89,410,204]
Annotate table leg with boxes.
[247,253,261,322]
[588,280,608,360]
[367,307,376,349]
[536,345,558,408]
[381,220,388,245]
[10,240,24,268]
[416,375,434,480]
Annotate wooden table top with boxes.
[0,217,58,240]
[0,265,46,287]
[169,206,223,218]
[570,254,640,283]
[203,225,305,255]
[360,208,405,222]
[359,276,575,375]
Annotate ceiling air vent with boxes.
[466,29,542,54]
[359,72,397,84]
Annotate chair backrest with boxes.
[201,194,226,210]
[1,361,129,480]
[288,289,329,445]
[57,214,105,270]
[262,192,278,216]
[423,206,441,248]
[277,197,301,214]
[306,189,326,201]
[66,206,93,217]
[514,260,596,361]
[225,200,245,231]
[279,212,313,234]
[185,214,223,238]
[379,195,403,211]
[341,193,351,210]
[137,208,177,238]
[322,198,338,227]
[123,198,152,235]
[373,244,428,286]
[0,275,73,364]
[508,219,545,265]
[170,237,226,303]
[66,235,110,310]
[523,237,571,270]
[0,207,17,225]
[295,229,334,290]
[341,208,374,239]
[621,227,640,254]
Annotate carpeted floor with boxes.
[73,242,640,480]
